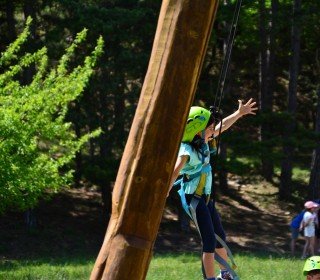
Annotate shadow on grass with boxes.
[0,253,95,269]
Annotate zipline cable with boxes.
[210,0,243,194]
[212,0,243,159]
[214,0,243,112]
[208,2,243,278]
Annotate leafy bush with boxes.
[0,18,103,213]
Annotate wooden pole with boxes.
[90,1,219,279]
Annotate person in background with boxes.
[313,199,320,253]
[303,256,320,280]
[290,207,305,256]
[301,201,319,259]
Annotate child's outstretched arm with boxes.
[213,98,258,136]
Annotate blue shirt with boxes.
[290,211,305,229]
[178,142,212,195]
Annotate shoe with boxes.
[216,271,234,280]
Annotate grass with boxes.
[147,252,307,280]
[0,252,308,280]
[227,154,311,185]
[0,257,94,280]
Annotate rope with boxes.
[214,0,243,111]
[210,0,243,197]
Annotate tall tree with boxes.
[309,86,320,198]
[258,0,271,179]
[5,0,16,42]
[279,0,301,200]
[258,0,279,181]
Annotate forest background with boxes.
[0,0,320,264]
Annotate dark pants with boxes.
[186,194,226,253]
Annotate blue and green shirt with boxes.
[178,142,212,195]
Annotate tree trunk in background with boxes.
[74,121,82,188]
[279,0,301,200]
[309,89,320,199]
[263,0,278,180]
[214,0,231,194]
[218,142,228,193]
[259,0,274,181]
[5,0,16,42]
[23,0,37,84]
[24,208,37,229]
[97,82,113,219]
[22,0,38,227]
[90,1,219,279]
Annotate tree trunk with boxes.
[90,1,219,279]
[74,121,82,188]
[5,0,16,42]
[97,81,113,219]
[279,0,301,200]
[309,88,320,199]
[259,0,274,181]
[218,142,228,193]
[22,0,38,222]
[23,0,37,84]
[24,208,37,229]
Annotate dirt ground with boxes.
[0,176,303,261]
[157,176,299,255]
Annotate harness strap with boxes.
[215,253,239,280]
[182,163,211,184]
[178,188,239,279]
[195,173,206,196]
[189,196,239,279]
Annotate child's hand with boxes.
[237,98,258,117]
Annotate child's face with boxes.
[204,122,215,142]
[307,272,320,280]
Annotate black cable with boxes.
[211,0,243,197]
[210,116,224,199]
[214,0,243,111]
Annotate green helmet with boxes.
[303,256,320,275]
[182,106,211,142]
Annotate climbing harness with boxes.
[177,170,239,280]
[175,141,239,279]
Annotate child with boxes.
[301,201,319,259]
[290,208,305,256]
[303,256,320,280]
[169,99,257,280]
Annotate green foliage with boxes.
[1,0,318,204]
[0,18,103,214]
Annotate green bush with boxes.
[0,18,103,214]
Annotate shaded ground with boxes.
[156,176,301,256]
[0,187,106,260]
[0,176,302,262]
